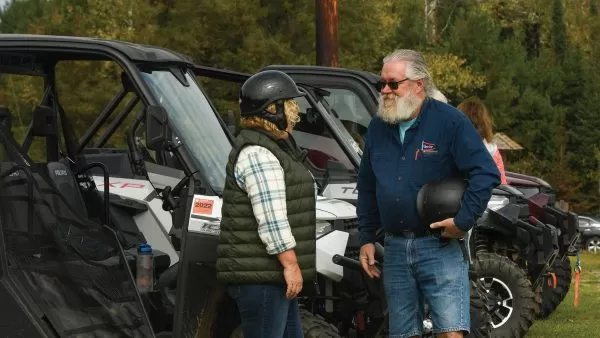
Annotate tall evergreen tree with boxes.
[551,0,567,63]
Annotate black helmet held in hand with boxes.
[417,177,467,225]
[239,70,306,130]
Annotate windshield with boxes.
[321,87,372,154]
[141,69,231,194]
[325,101,364,157]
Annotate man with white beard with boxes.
[356,49,500,338]
[430,88,448,103]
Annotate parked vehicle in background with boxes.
[578,215,600,253]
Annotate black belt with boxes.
[385,228,441,238]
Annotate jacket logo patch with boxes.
[421,141,438,153]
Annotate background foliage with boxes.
[1,0,598,213]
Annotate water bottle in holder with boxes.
[136,243,154,293]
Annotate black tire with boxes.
[228,308,341,338]
[466,277,492,337]
[586,236,600,254]
[472,253,538,338]
[537,256,572,319]
[300,308,341,338]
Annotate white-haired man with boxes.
[356,49,500,338]
[430,87,448,103]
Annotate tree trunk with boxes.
[316,0,339,67]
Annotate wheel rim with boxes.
[479,277,514,329]
[587,239,600,253]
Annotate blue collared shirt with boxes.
[357,98,501,245]
[398,118,416,143]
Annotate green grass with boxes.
[527,252,600,337]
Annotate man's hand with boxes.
[282,263,303,300]
[430,218,465,239]
[359,243,381,279]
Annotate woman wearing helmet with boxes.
[216,70,315,338]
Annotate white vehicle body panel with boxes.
[93,176,357,276]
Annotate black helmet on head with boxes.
[417,177,467,225]
[239,70,305,130]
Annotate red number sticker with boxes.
[193,199,214,215]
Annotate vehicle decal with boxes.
[192,198,215,216]
[96,182,146,189]
[323,183,358,197]
[188,195,222,236]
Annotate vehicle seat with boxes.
[46,161,89,219]
[45,161,171,274]
[306,149,332,170]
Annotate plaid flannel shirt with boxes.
[234,145,297,255]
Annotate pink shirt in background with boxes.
[484,141,508,185]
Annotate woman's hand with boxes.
[278,249,303,299]
[283,263,303,299]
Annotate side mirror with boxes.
[146,105,169,151]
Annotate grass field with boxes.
[527,252,600,337]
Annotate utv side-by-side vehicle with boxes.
[0,34,578,338]
[0,33,479,338]
[0,34,497,338]
[0,34,365,338]
[193,64,580,337]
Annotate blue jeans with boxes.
[228,284,304,338]
[383,234,470,338]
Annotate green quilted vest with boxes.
[216,128,316,284]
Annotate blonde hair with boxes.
[240,99,300,139]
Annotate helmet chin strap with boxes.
[247,100,288,130]
[273,100,288,131]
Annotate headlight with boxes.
[315,221,333,238]
[488,195,509,212]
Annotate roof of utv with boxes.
[0,34,193,64]
[262,64,381,84]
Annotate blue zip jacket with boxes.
[357,98,501,245]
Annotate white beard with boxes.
[377,90,422,124]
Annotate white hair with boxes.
[383,49,435,96]
[430,88,448,103]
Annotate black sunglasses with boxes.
[375,78,410,92]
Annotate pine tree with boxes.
[551,0,567,63]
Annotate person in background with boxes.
[216,70,317,338]
[457,97,508,185]
[357,49,500,338]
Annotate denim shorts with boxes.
[383,234,470,338]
